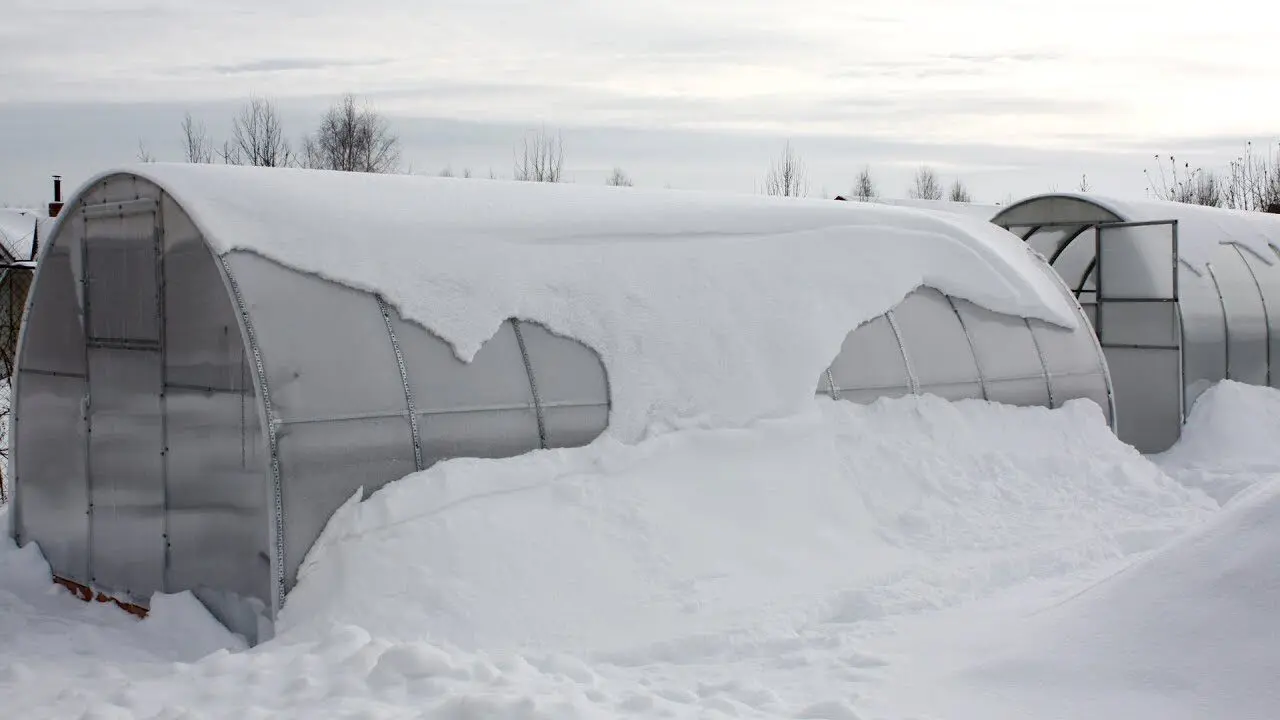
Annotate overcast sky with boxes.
[3,0,1278,206]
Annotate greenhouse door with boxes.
[82,200,167,602]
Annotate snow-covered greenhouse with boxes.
[8,164,1110,642]
[993,194,1280,453]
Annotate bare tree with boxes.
[1145,155,1223,207]
[948,178,973,203]
[230,96,294,167]
[181,112,215,164]
[137,140,156,163]
[301,94,402,173]
[607,167,633,187]
[763,141,808,197]
[852,166,877,201]
[514,128,565,182]
[1078,174,1091,192]
[462,168,473,179]
[908,166,942,200]
[440,165,455,178]
[1224,141,1280,213]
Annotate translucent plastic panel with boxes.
[1052,228,1098,295]
[12,372,88,583]
[164,198,249,393]
[828,314,911,392]
[916,382,984,402]
[276,416,418,587]
[1106,347,1183,453]
[85,211,159,343]
[1179,267,1228,406]
[86,347,165,601]
[1211,248,1268,386]
[1098,302,1179,348]
[1023,227,1068,259]
[222,252,409,423]
[1080,301,1098,329]
[514,320,610,449]
[21,241,86,376]
[983,377,1051,408]
[890,289,980,385]
[1098,223,1176,300]
[1028,317,1105,376]
[950,299,1047,382]
[165,387,269,611]
[1237,249,1280,388]
[392,314,541,465]
[1047,371,1113,425]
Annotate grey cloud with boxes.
[210,57,391,75]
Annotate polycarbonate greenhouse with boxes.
[993,194,1280,453]
[9,165,1111,643]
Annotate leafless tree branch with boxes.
[513,128,565,183]
[763,141,808,197]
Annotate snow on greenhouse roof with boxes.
[872,197,1001,221]
[1003,193,1280,272]
[80,163,1078,441]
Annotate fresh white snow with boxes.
[78,163,1077,441]
[10,380,1278,719]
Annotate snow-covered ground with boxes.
[2,382,1277,719]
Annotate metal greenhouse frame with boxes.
[9,168,1112,643]
[993,193,1280,453]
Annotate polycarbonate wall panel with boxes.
[276,416,417,587]
[1179,267,1228,408]
[514,320,610,449]
[890,288,981,386]
[1099,302,1179,348]
[1238,249,1280,388]
[161,197,270,624]
[826,314,911,396]
[1211,247,1268,386]
[12,373,87,581]
[392,313,542,463]
[222,252,413,425]
[1027,318,1112,422]
[1098,224,1176,300]
[1022,226,1067,258]
[1052,227,1098,292]
[164,388,268,601]
[163,197,251,393]
[86,347,165,601]
[1043,371,1112,420]
[1105,347,1183,453]
[950,298,1050,407]
[20,233,86,376]
[84,212,159,343]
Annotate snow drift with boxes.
[1155,380,1280,502]
[872,380,1280,720]
[280,395,1210,657]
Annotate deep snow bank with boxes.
[100,163,1077,441]
[280,395,1211,657]
[913,478,1280,720]
[1155,380,1280,502]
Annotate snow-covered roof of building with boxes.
[996,193,1280,271]
[70,163,1080,440]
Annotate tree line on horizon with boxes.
[136,93,1280,214]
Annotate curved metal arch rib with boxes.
[217,256,287,619]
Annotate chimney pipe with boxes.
[48,175,64,218]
